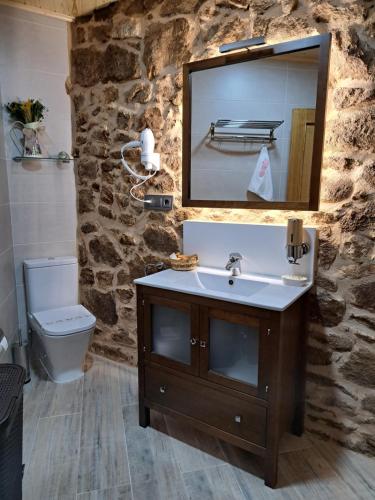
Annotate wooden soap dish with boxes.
[169,253,199,271]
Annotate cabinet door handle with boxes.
[160,385,167,394]
[200,340,207,348]
[190,338,198,345]
[234,415,242,424]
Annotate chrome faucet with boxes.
[225,252,243,276]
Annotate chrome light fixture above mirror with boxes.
[219,36,266,53]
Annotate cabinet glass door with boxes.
[144,295,199,375]
[152,304,191,365]
[209,317,259,387]
[200,307,267,397]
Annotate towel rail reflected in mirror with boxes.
[210,120,284,144]
[182,34,331,210]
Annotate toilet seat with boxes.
[30,305,96,337]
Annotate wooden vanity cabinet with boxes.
[136,285,307,488]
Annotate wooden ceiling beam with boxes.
[0,0,117,21]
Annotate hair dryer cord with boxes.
[129,171,156,203]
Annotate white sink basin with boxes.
[134,266,312,311]
[195,271,268,297]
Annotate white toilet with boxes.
[24,256,96,383]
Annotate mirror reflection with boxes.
[190,48,319,203]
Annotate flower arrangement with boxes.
[5,98,47,124]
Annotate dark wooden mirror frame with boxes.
[182,34,331,211]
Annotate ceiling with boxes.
[0,0,117,20]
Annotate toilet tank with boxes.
[24,256,79,313]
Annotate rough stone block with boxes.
[89,235,122,267]
[351,282,375,313]
[341,349,375,388]
[144,18,193,78]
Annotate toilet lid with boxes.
[32,305,96,336]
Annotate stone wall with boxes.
[69,0,375,456]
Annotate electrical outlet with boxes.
[144,194,173,211]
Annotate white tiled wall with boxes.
[191,54,318,201]
[0,4,76,340]
[183,220,317,281]
[0,88,17,362]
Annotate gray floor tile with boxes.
[123,404,188,499]
[165,415,227,473]
[77,440,130,494]
[39,377,83,417]
[118,364,138,406]
[23,458,78,500]
[279,433,313,454]
[132,478,188,500]
[313,437,375,498]
[77,484,132,500]
[183,464,245,500]
[221,441,287,500]
[22,355,375,500]
[32,413,81,464]
[23,370,49,468]
[277,449,355,500]
[80,358,124,447]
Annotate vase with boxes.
[10,121,44,158]
[22,121,43,157]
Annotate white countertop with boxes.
[134,266,312,311]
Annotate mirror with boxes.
[182,35,331,210]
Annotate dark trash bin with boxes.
[0,364,25,500]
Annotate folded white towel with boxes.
[248,145,273,201]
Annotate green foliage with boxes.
[5,98,47,123]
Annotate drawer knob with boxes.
[160,385,167,394]
[190,338,198,345]
[234,415,242,424]
[200,340,207,348]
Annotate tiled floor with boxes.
[23,355,375,500]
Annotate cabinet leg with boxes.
[292,406,304,437]
[292,295,307,438]
[264,454,278,488]
[139,404,150,428]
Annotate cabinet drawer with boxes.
[145,366,267,448]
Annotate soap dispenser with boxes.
[286,218,309,265]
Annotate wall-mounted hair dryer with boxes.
[286,218,310,264]
[120,128,160,202]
